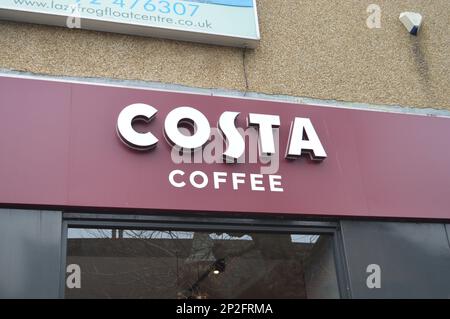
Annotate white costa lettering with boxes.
[117,105,327,161]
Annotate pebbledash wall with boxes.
[0,0,450,299]
[1,0,450,110]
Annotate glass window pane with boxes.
[65,228,339,299]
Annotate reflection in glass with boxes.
[65,228,339,299]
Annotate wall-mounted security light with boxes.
[399,12,423,36]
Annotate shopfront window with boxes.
[65,228,340,299]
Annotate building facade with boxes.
[0,0,450,299]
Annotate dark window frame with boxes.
[61,211,351,299]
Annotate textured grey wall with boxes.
[0,209,63,298]
[0,0,449,109]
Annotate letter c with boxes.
[169,170,186,188]
[117,103,159,150]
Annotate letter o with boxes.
[164,107,211,152]
[189,171,208,189]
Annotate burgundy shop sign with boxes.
[1,75,450,219]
